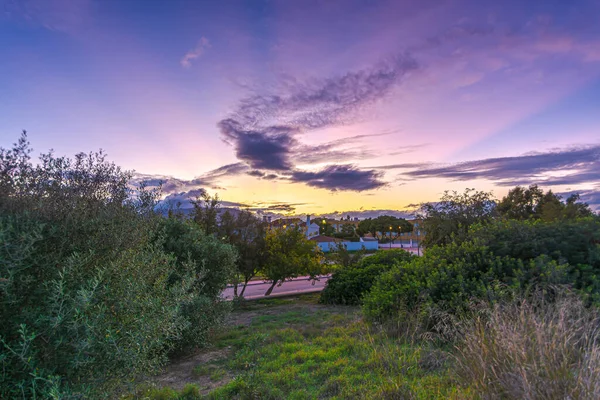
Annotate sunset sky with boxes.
[1,0,599,216]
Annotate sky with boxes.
[1,0,599,217]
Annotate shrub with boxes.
[320,249,414,305]
[455,292,600,399]
[156,217,236,349]
[469,218,600,301]
[0,134,236,398]
[362,241,570,327]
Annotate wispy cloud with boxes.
[216,54,418,191]
[1,0,92,33]
[180,36,211,68]
[132,162,248,199]
[399,144,600,187]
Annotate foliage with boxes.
[362,241,571,326]
[339,222,358,237]
[156,216,236,348]
[262,227,324,296]
[497,184,594,221]
[418,188,496,247]
[456,292,600,399]
[190,192,220,235]
[320,250,415,305]
[318,220,337,236]
[357,215,413,239]
[468,218,600,302]
[0,133,235,398]
[328,244,366,269]
[218,210,268,297]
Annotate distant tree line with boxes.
[419,185,596,248]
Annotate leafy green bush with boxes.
[0,134,236,398]
[156,217,236,349]
[362,241,570,326]
[469,218,600,300]
[320,250,415,305]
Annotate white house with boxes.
[305,215,320,238]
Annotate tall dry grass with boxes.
[455,292,600,399]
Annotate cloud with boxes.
[292,131,402,165]
[399,144,600,187]
[290,164,386,192]
[231,54,418,130]
[215,54,418,191]
[372,162,432,170]
[181,37,211,68]
[132,162,247,198]
[388,143,430,156]
[219,119,298,170]
[1,0,92,33]
[320,209,416,220]
[201,162,249,180]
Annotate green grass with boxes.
[124,384,203,400]
[206,296,466,399]
[127,294,469,399]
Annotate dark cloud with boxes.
[217,54,419,190]
[202,162,249,179]
[401,145,600,187]
[219,119,297,170]
[247,169,265,177]
[290,164,386,192]
[244,201,314,216]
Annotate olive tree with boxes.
[262,227,324,296]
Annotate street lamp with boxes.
[417,230,421,256]
[389,226,392,249]
[399,226,403,248]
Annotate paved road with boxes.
[222,276,330,300]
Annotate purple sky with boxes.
[1,0,599,215]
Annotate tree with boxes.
[498,185,594,222]
[496,185,544,220]
[357,216,413,240]
[318,220,336,236]
[191,192,220,235]
[564,194,594,220]
[335,223,359,240]
[419,188,496,247]
[262,227,324,296]
[329,244,365,269]
[219,210,268,297]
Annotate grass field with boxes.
[126,294,468,399]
